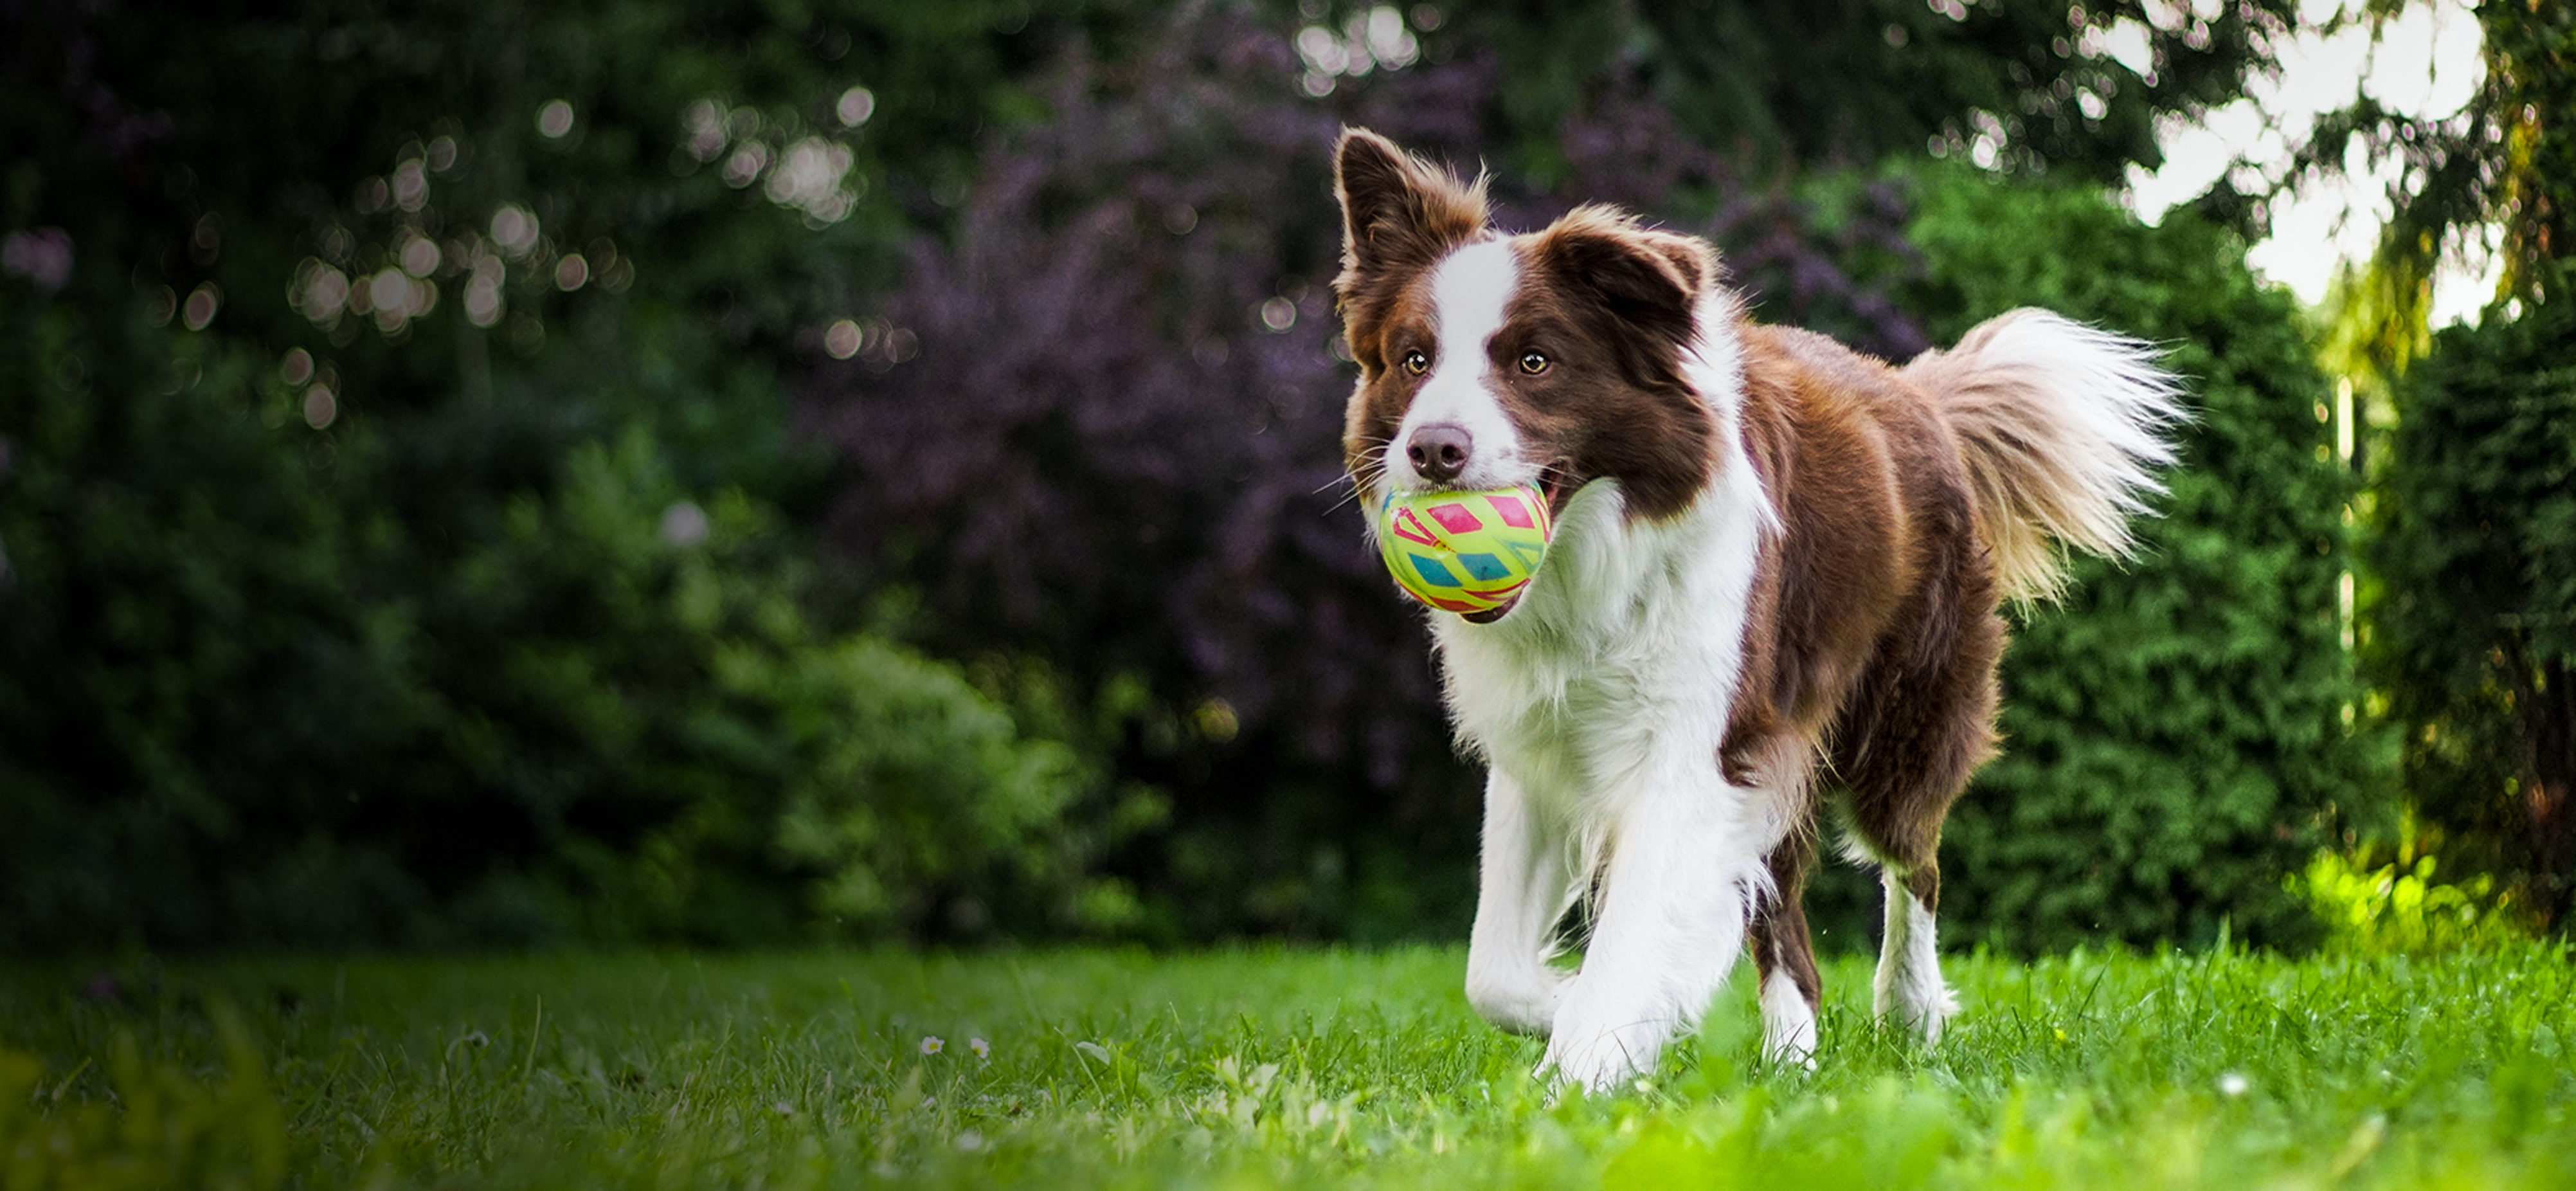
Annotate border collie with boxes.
[1331,129,2181,1091]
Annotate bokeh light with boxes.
[836,86,875,127]
[182,283,221,331]
[1258,296,1297,332]
[490,205,541,256]
[399,235,440,277]
[465,253,505,327]
[303,383,337,429]
[723,141,771,188]
[658,500,710,547]
[824,318,861,359]
[0,227,75,292]
[765,138,857,223]
[683,99,729,161]
[537,99,576,139]
[392,158,428,212]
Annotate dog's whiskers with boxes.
[1320,442,1394,516]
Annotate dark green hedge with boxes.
[2366,287,2576,930]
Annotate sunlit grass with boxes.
[5,943,2573,1188]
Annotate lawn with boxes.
[6,943,2574,1189]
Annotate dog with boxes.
[1331,129,2181,1091]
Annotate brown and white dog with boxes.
[1331,129,2182,1090]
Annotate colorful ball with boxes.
[1376,486,1554,616]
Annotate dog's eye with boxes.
[1402,350,1429,376]
[1518,351,1550,376]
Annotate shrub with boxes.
[0,295,1122,947]
[0,0,1122,947]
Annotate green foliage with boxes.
[0,1012,283,1191]
[2365,287,2576,929]
[1448,0,2294,183]
[1,0,2372,952]
[0,0,1131,947]
[2297,848,2521,954]
[1884,167,2373,951]
[2297,1,2575,368]
[0,293,1121,947]
[8,945,2576,1187]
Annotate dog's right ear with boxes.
[1333,129,1488,295]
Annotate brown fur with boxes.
[1719,326,2004,1010]
[1333,130,2150,1033]
[1335,130,1720,523]
[1335,129,1489,481]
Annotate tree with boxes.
[0,0,1128,947]
[2300,1,2576,369]
[2366,292,2576,931]
[1430,0,2294,182]
[2298,2,2576,929]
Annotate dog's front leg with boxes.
[1464,768,1571,1036]
[1542,771,1762,1093]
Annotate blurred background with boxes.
[1,0,2566,955]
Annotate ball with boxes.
[1376,486,1554,616]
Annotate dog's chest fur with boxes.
[1428,311,1778,830]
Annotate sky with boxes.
[2122,0,2494,324]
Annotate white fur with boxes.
[1463,768,1571,1035]
[1440,268,1785,1092]
[1758,966,1819,1069]
[1960,311,2184,517]
[1392,240,1535,492]
[1909,309,2186,601]
[1871,869,1958,1042]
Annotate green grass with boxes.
[6,943,2575,1188]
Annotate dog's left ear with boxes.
[1333,128,1489,296]
[1531,206,1715,354]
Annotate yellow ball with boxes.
[1376,486,1554,615]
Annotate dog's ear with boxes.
[1530,207,1713,357]
[1333,128,1488,293]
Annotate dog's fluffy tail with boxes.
[1902,309,2186,603]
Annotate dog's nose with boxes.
[1406,423,1473,484]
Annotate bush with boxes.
[0,0,1130,948]
[0,295,1124,947]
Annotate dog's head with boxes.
[1333,129,1725,534]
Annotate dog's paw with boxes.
[1465,967,1567,1038]
[1536,1028,1653,1095]
[1538,988,1669,1095]
[1760,1022,1819,1071]
[1874,981,1959,1045]
[1916,985,1961,1044]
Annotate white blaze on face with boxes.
[1394,239,1528,491]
